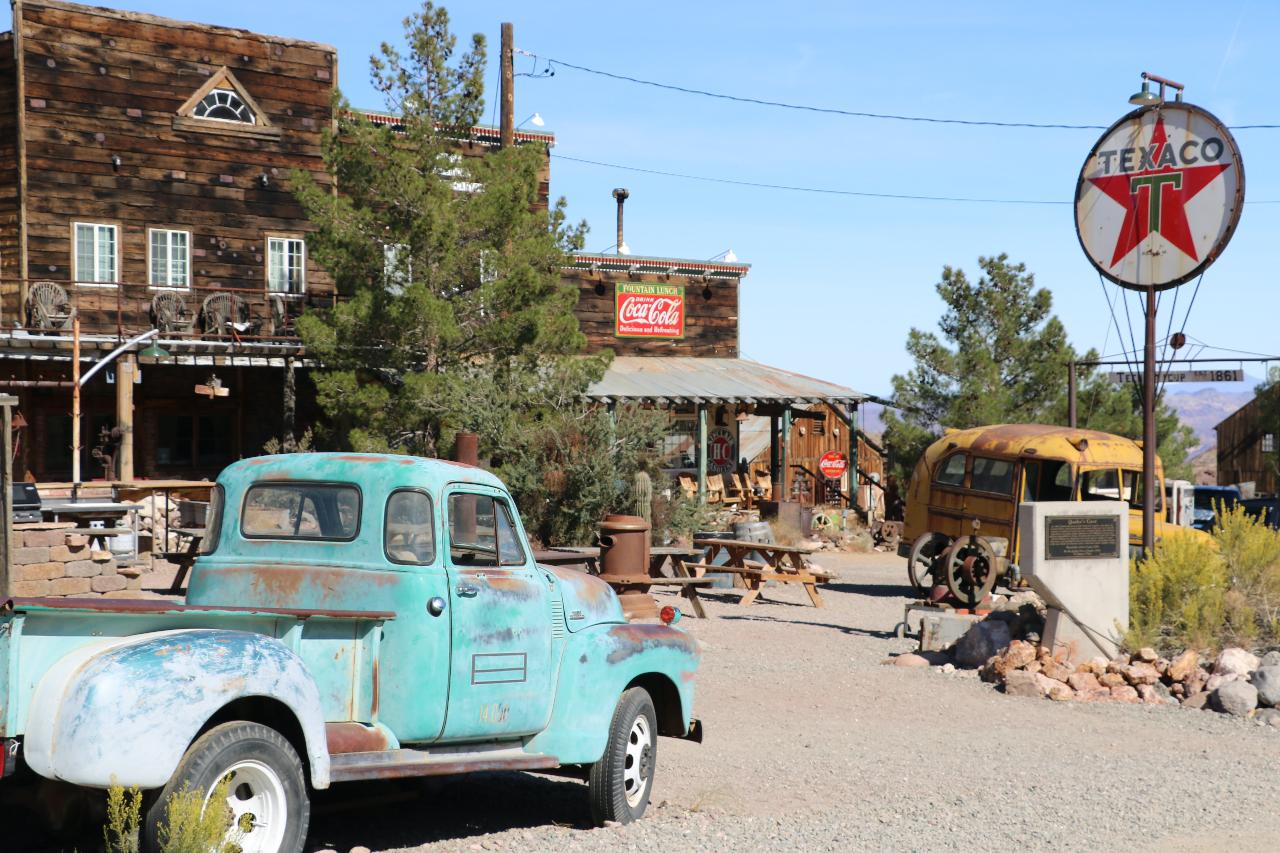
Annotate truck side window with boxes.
[385,490,436,565]
[448,493,498,567]
[934,453,967,487]
[199,484,224,555]
[496,501,527,566]
[242,483,360,541]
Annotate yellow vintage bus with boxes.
[899,423,1202,605]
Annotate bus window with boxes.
[971,457,1015,495]
[1021,459,1073,502]
[1081,469,1122,501]
[1121,470,1163,513]
[934,453,967,487]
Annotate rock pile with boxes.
[127,495,184,553]
[980,641,1280,724]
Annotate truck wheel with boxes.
[588,687,657,826]
[142,721,309,853]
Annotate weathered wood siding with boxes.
[0,33,20,287]
[1216,395,1277,493]
[17,0,335,298]
[566,269,739,357]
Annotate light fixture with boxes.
[1128,81,1161,107]
[110,154,122,171]
[618,241,631,256]
[516,112,545,129]
[1129,72,1184,107]
[258,173,270,188]
[139,342,169,358]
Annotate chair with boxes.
[25,281,76,330]
[705,474,725,504]
[150,291,194,333]
[267,293,295,337]
[727,473,749,506]
[677,474,697,500]
[201,292,252,338]
[754,471,774,501]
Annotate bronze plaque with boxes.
[1044,515,1121,561]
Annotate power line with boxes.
[554,153,1280,206]
[553,154,1069,205]
[523,51,1280,131]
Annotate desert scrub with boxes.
[1127,533,1228,652]
[1215,504,1280,640]
[104,782,142,853]
[104,777,241,853]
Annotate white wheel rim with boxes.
[623,715,653,809]
[202,759,289,853]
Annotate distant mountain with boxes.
[1163,386,1254,456]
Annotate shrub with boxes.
[158,777,241,853]
[1215,504,1280,639]
[1127,533,1228,652]
[104,782,142,853]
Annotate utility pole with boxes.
[499,22,514,148]
[1142,289,1156,556]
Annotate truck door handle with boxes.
[456,583,480,598]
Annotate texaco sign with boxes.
[1075,102,1244,291]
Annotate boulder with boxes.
[1205,673,1238,693]
[1213,647,1260,679]
[1167,649,1200,682]
[1041,661,1073,684]
[1260,650,1280,669]
[1110,685,1140,703]
[1136,647,1159,662]
[1211,681,1259,717]
[889,653,931,668]
[1077,687,1113,702]
[1254,708,1280,728]
[1099,672,1127,689]
[1068,671,1102,693]
[1251,665,1280,707]
[1123,662,1160,686]
[998,640,1037,673]
[954,620,1012,668]
[1003,669,1043,699]
[1182,691,1212,710]
[1138,682,1177,706]
[1034,673,1073,701]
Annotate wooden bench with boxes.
[646,575,716,619]
[681,560,829,608]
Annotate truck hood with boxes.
[547,566,624,632]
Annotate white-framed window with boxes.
[148,228,191,289]
[383,243,411,294]
[73,222,119,285]
[1264,433,1276,454]
[267,236,305,294]
[193,88,257,125]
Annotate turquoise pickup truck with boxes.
[0,453,702,852]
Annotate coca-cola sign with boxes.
[615,283,685,338]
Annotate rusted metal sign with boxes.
[615,283,685,338]
[1075,102,1244,291]
[1106,368,1243,384]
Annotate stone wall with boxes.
[9,522,148,598]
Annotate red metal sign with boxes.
[818,451,848,480]
[615,283,685,338]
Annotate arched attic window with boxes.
[193,88,256,124]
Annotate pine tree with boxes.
[882,253,1194,480]
[289,2,602,459]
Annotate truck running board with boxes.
[328,744,559,783]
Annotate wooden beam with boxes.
[500,23,514,148]
[115,353,135,481]
[697,404,708,504]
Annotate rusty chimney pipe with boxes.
[612,188,629,255]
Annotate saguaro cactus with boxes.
[632,470,653,525]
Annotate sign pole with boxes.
[1142,287,1157,557]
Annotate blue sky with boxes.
[133,1,1279,399]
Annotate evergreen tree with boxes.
[882,253,1194,480]
[289,2,602,460]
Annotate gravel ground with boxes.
[305,549,1280,852]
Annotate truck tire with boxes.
[588,687,657,826]
[142,721,309,853]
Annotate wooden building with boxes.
[1216,392,1278,494]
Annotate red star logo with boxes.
[1088,116,1231,267]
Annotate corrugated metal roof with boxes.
[587,357,867,405]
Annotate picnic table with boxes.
[532,545,713,618]
[682,538,832,609]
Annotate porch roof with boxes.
[586,357,866,406]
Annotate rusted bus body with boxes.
[903,423,1199,567]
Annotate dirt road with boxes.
[307,549,1280,851]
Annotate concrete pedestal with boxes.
[1018,501,1129,661]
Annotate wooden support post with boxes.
[115,353,135,481]
[769,415,780,498]
[697,404,708,504]
[0,395,14,598]
[1068,359,1077,428]
[780,407,792,501]
[500,23,515,148]
[72,317,81,487]
[283,357,296,453]
[848,403,860,512]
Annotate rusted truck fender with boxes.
[23,628,331,790]
[525,622,700,765]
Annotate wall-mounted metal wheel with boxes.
[945,537,998,608]
[907,532,950,595]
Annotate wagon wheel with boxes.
[906,532,949,595]
[945,536,999,608]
